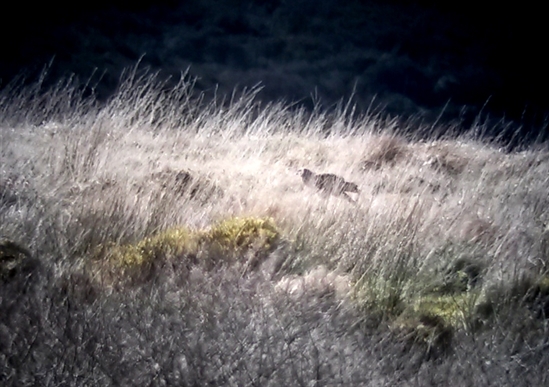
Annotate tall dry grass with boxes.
[1,67,548,386]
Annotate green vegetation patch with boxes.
[202,216,279,254]
[401,292,480,330]
[96,217,281,283]
[353,275,408,322]
[423,257,483,296]
[354,275,481,329]
[106,227,196,269]
[352,253,486,358]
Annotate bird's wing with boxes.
[316,174,349,193]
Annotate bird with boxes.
[298,168,359,202]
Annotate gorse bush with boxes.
[1,67,549,385]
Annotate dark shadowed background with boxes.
[1,0,547,142]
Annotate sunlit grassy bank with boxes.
[1,70,548,385]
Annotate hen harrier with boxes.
[299,168,359,202]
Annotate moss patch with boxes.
[106,227,196,269]
[402,292,479,329]
[352,253,486,359]
[94,216,281,285]
[202,217,279,254]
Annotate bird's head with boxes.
[298,168,314,183]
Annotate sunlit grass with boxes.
[1,67,549,385]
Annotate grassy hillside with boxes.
[1,69,548,385]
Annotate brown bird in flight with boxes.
[299,168,359,202]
